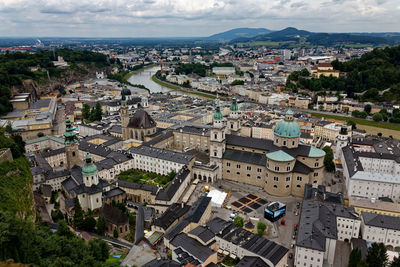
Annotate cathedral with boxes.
[209,104,326,197]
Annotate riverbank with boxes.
[311,112,400,136]
[123,64,155,81]
[151,74,219,100]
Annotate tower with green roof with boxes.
[228,97,241,134]
[210,104,226,180]
[82,153,99,187]
[64,118,80,169]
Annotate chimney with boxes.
[181,203,184,208]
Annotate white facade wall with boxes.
[294,246,324,267]
[347,178,400,201]
[25,138,65,154]
[362,224,400,249]
[44,153,67,168]
[337,216,361,241]
[132,154,185,175]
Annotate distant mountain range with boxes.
[207,28,272,41]
[207,27,400,46]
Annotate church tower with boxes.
[228,97,241,134]
[210,104,226,180]
[120,92,129,141]
[82,153,99,187]
[64,118,80,169]
[335,125,349,160]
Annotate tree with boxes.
[57,220,74,238]
[373,113,383,122]
[364,104,372,114]
[231,80,245,86]
[5,123,12,133]
[366,243,388,267]
[94,102,102,121]
[82,104,91,120]
[82,215,96,232]
[113,228,119,238]
[347,120,357,129]
[391,256,400,267]
[323,146,335,172]
[349,248,362,267]
[96,215,107,235]
[233,216,244,227]
[73,198,84,229]
[378,132,383,137]
[257,222,266,237]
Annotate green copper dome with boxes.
[273,109,301,138]
[82,153,98,175]
[230,97,238,111]
[213,105,223,120]
[266,150,295,162]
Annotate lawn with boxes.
[151,74,220,100]
[117,169,176,188]
[310,112,400,131]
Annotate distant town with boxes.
[1,34,400,267]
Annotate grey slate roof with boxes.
[41,147,66,158]
[237,256,270,267]
[155,167,190,201]
[164,219,190,241]
[79,141,113,158]
[362,212,400,231]
[223,149,266,166]
[129,145,194,165]
[103,187,125,199]
[184,196,211,223]
[153,203,191,231]
[292,161,311,174]
[170,233,215,263]
[296,200,359,251]
[115,180,158,195]
[142,259,180,267]
[188,226,215,243]
[108,125,122,134]
[127,109,156,129]
[142,131,174,147]
[100,203,129,225]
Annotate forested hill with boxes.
[286,46,400,103]
[0,49,109,115]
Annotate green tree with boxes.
[364,104,372,114]
[233,216,244,227]
[88,238,109,261]
[96,215,107,235]
[82,104,91,120]
[349,248,362,267]
[347,120,357,129]
[94,102,102,121]
[57,220,74,238]
[73,198,84,229]
[391,256,400,267]
[5,123,12,133]
[231,80,245,86]
[373,113,383,122]
[323,146,335,172]
[257,222,266,237]
[113,228,119,238]
[366,243,388,267]
[82,215,96,232]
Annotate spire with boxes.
[285,108,294,121]
[64,118,77,146]
[213,104,223,120]
[230,97,238,111]
[82,152,98,175]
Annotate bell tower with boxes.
[64,118,80,169]
[228,97,241,134]
[120,92,129,141]
[210,104,226,180]
[335,125,349,160]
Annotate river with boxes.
[127,66,176,94]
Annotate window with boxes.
[283,140,287,146]
[237,172,240,175]
[96,198,99,203]
[257,168,262,173]
[227,162,231,167]
[214,134,217,139]
[314,172,318,177]
[227,170,230,173]
[286,177,290,181]
[297,185,301,188]
[313,180,318,183]
[72,151,76,156]
[247,166,251,171]
[273,185,277,188]
[297,176,302,181]
[275,166,280,171]
[214,151,217,157]
[286,185,289,188]
[292,141,295,146]
[247,174,250,177]
[237,164,241,169]
[315,162,319,167]
[257,176,261,179]
[287,166,291,171]
[274,176,279,181]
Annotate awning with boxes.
[230,254,237,259]
[223,250,229,256]
[217,249,223,254]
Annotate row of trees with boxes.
[349,242,400,267]
[232,216,267,237]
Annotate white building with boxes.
[128,145,194,176]
[361,212,400,251]
[295,200,360,267]
[341,137,400,201]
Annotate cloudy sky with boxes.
[0,0,399,37]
